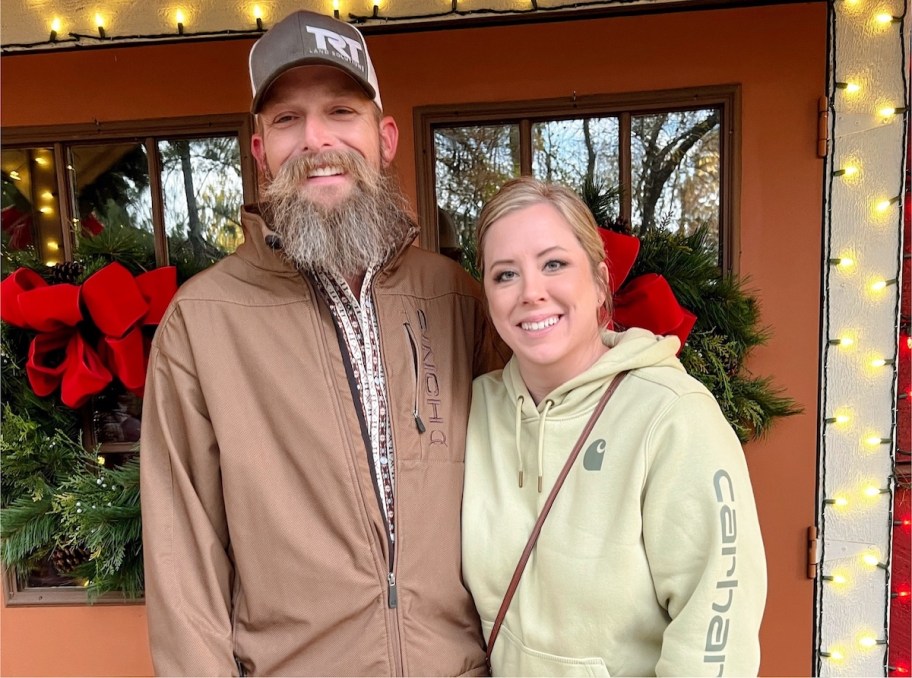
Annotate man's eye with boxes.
[331,108,355,116]
[272,114,296,124]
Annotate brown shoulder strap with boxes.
[485,370,629,671]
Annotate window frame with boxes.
[1,114,257,606]
[414,84,741,273]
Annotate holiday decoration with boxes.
[598,227,696,350]
[0,262,177,407]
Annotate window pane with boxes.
[69,142,154,257]
[631,108,721,249]
[2,147,63,265]
[159,136,244,268]
[434,125,520,267]
[532,117,621,223]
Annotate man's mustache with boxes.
[274,150,371,186]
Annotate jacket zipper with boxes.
[403,322,426,433]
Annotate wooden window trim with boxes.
[2,114,258,263]
[414,84,741,272]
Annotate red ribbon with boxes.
[599,228,696,351]
[1,263,177,408]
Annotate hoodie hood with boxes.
[497,327,684,491]
[502,327,684,419]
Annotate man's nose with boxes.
[299,116,335,152]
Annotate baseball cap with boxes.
[249,11,382,114]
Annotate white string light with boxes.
[816,0,908,674]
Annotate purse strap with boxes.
[484,370,629,671]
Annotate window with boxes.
[417,86,739,273]
[1,115,256,604]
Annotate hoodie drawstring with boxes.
[515,395,525,488]
[537,400,554,493]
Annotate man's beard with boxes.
[262,150,413,278]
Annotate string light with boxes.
[821,649,845,661]
[833,165,859,177]
[879,106,907,118]
[859,635,887,648]
[253,5,264,31]
[828,336,855,347]
[97,455,106,466]
[824,496,849,507]
[46,240,59,252]
[95,13,106,39]
[49,17,60,42]
[828,256,855,269]
[871,278,898,291]
[9,170,20,181]
[875,195,901,212]
[176,9,185,35]
[869,357,895,368]
[862,553,888,570]
[333,0,340,19]
[863,485,890,497]
[835,81,861,93]
[865,436,892,446]
[374,0,380,18]
[874,13,902,24]
[823,573,848,584]
[825,412,851,425]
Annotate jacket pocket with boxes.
[486,623,610,677]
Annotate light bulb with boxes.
[253,5,263,18]
[836,81,861,93]
[833,164,859,176]
[829,336,854,347]
[51,18,61,32]
[176,9,185,23]
[825,413,851,425]
[46,240,59,251]
[829,256,855,268]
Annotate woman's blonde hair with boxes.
[475,176,612,324]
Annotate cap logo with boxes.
[306,25,365,69]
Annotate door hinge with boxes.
[807,525,819,579]
[817,96,829,159]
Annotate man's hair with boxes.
[475,176,612,324]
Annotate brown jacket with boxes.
[140,207,506,676]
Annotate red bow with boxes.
[1,263,177,408]
[599,228,696,351]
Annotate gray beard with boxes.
[262,150,413,278]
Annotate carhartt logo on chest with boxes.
[582,439,607,471]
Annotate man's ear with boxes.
[251,132,267,173]
[378,116,399,168]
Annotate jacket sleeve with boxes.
[140,304,238,677]
[642,391,767,677]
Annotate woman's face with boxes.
[483,202,609,395]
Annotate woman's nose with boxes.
[520,273,546,303]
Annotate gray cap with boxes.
[248,11,381,114]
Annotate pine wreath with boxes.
[0,226,212,599]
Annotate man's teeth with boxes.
[308,166,343,178]
[521,317,559,331]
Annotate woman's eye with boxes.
[544,259,567,272]
[493,270,517,283]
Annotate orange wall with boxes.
[1,4,826,676]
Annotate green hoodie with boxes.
[463,328,767,677]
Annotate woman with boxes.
[462,177,767,677]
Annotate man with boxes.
[140,10,505,676]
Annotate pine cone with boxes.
[51,544,90,575]
[48,261,84,284]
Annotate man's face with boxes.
[251,65,398,208]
